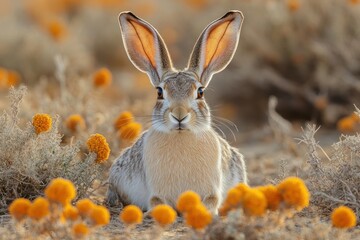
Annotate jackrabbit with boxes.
[107,10,247,214]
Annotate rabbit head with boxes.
[119,11,243,133]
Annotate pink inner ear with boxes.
[128,19,157,68]
[204,20,232,69]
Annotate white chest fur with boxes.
[143,129,222,207]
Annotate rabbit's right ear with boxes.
[119,12,173,86]
[187,11,244,87]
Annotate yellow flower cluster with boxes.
[27,197,50,221]
[8,198,31,221]
[8,178,110,238]
[243,189,268,216]
[224,188,243,208]
[184,0,208,10]
[349,0,360,5]
[277,177,310,211]
[0,68,20,89]
[76,198,95,217]
[89,205,110,226]
[176,191,201,213]
[65,114,86,132]
[220,176,310,217]
[151,204,177,226]
[184,203,212,230]
[93,68,112,87]
[219,183,250,216]
[287,0,300,12]
[45,20,67,41]
[72,222,90,238]
[32,113,52,134]
[119,122,142,142]
[256,185,282,211]
[120,205,143,225]
[331,206,357,229]
[176,191,212,230]
[114,111,134,130]
[337,113,360,133]
[114,111,142,142]
[26,0,126,43]
[63,205,79,221]
[87,133,111,163]
[45,178,76,206]
[73,198,110,227]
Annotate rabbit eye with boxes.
[197,87,204,99]
[156,87,164,100]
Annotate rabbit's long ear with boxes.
[187,11,243,87]
[119,12,172,86]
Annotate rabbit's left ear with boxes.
[119,12,173,86]
[187,11,243,87]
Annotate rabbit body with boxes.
[108,129,246,211]
[108,127,246,212]
[107,10,247,213]
[144,129,222,209]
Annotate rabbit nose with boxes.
[170,107,190,123]
[170,113,190,123]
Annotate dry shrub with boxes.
[0,87,104,215]
[29,55,152,152]
[0,53,153,217]
[205,211,359,240]
[299,120,360,220]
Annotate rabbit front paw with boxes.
[150,195,165,208]
[203,194,220,215]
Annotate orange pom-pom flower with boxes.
[89,205,110,226]
[256,185,282,211]
[76,198,95,217]
[185,204,212,230]
[287,0,300,12]
[63,205,79,221]
[46,20,67,41]
[331,206,357,229]
[44,178,76,206]
[9,198,31,221]
[242,189,267,217]
[93,68,112,87]
[120,205,143,225]
[119,122,142,142]
[66,114,86,132]
[32,113,52,134]
[176,191,201,213]
[27,197,50,221]
[87,133,111,163]
[224,188,243,208]
[114,111,134,130]
[277,177,310,211]
[151,204,177,226]
[72,222,90,238]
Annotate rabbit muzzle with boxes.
[169,106,191,130]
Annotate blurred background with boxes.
[1,0,360,135]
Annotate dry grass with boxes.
[0,87,105,215]
[299,122,360,220]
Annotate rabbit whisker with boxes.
[211,118,237,141]
[211,122,227,139]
